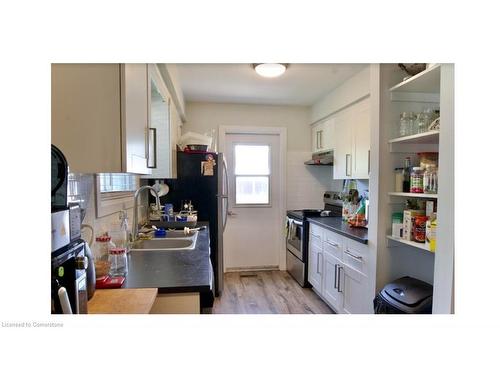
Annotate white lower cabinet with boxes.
[322,250,343,311]
[308,223,371,313]
[308,242,323,291]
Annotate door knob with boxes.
[227,211,237,217]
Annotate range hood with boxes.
[304,150,333,166]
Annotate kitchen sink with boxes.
[131,231,198,251]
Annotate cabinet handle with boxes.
[337,266,343,293]
[334,264,338,290]
[345,249,363,260]
[316,131,320,150]
[368,150,371,174]
[147,127,157,168]
[345,154,352,176]
[319,130,323,149]
[326,239,339,248]
[311,233,321,240]
[317,252,323,275]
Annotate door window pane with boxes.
[234,144,271,205]
[234,145,270,175]
[235,176,269,204]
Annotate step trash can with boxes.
[374,276,433,314]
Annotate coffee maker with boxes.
[51,145,88,314]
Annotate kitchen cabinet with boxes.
[52,63,152,174]
[307,223,371,313]
[141,64,177,179]
[322,249,343,310]
[332,98,370,179]
[311,118,334,153]
[308,242,323,291]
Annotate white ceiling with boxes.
[175,64,368,106]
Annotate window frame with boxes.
[232,142,272,208]
[95,173,139,218]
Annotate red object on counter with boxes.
[96,275,125,289]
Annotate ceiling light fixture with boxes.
[253,63,288,78]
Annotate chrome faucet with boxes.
[132,185,161,242]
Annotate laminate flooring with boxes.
[212,270,334,314]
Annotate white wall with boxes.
[183,101,338,208]
[311,66,371,124]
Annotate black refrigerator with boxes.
[150,151,228,296]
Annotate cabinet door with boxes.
[142,64,173,179]
[322,250,343,312]
[332,110,353,180]
[352,102,370,179]
[51,64,123,173]
[311,122,325,153]
[340,263,370,314]
[322,118,335,151]
[308,242,323,292]
[121,64,150,174]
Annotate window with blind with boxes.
[234,144,271,205]
[95,173,139,217]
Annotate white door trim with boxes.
[219,126,287,271]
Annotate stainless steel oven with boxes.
[286,214,309,287]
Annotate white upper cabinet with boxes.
[352,101,371,179]
[311,118,334,153]
[332,98,370,180]
[141,64,177,179]
[52,63,151,174]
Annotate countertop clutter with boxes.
[307,216,368,244]
[123,222,212,293]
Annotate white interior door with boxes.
[224,133,282,270]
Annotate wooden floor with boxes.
[212,271,334,314]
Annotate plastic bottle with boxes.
[403,157,412,192]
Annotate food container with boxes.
[410,167,424,193]
[413,215,428,243]
[392,212,404,238]
[109,247,128,276]
[403,210,425,241]
[394,168,404,192]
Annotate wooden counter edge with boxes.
[88,288,158,314]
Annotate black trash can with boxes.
[374,276,433,314]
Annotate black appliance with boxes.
[51,144,69,212]
[51,240,88,314]
[285,191,343,287]
[374,276,433,314]
[151,151,228,299]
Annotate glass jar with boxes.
[394,168,404,192]
[95,235,114,260]
[424,166,438,193]
[109,247,128,276]
[399,112,416,137]
[416,109,433,134]
[410,167,424,193]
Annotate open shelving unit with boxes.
[389,64,441,94]
[386,235,431,252]
[388,192,438,199]
[377,63,454,313]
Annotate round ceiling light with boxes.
[253,63,288,78]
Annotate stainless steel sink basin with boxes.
[131,231,198,251]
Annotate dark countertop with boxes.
[307,217,368,244]
[123,222,211,294]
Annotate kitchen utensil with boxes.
[183,225,207,235]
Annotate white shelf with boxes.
[389,64,441,94]
[387,235,434,253]
[388,192,438,199]
[388,130,440,145]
